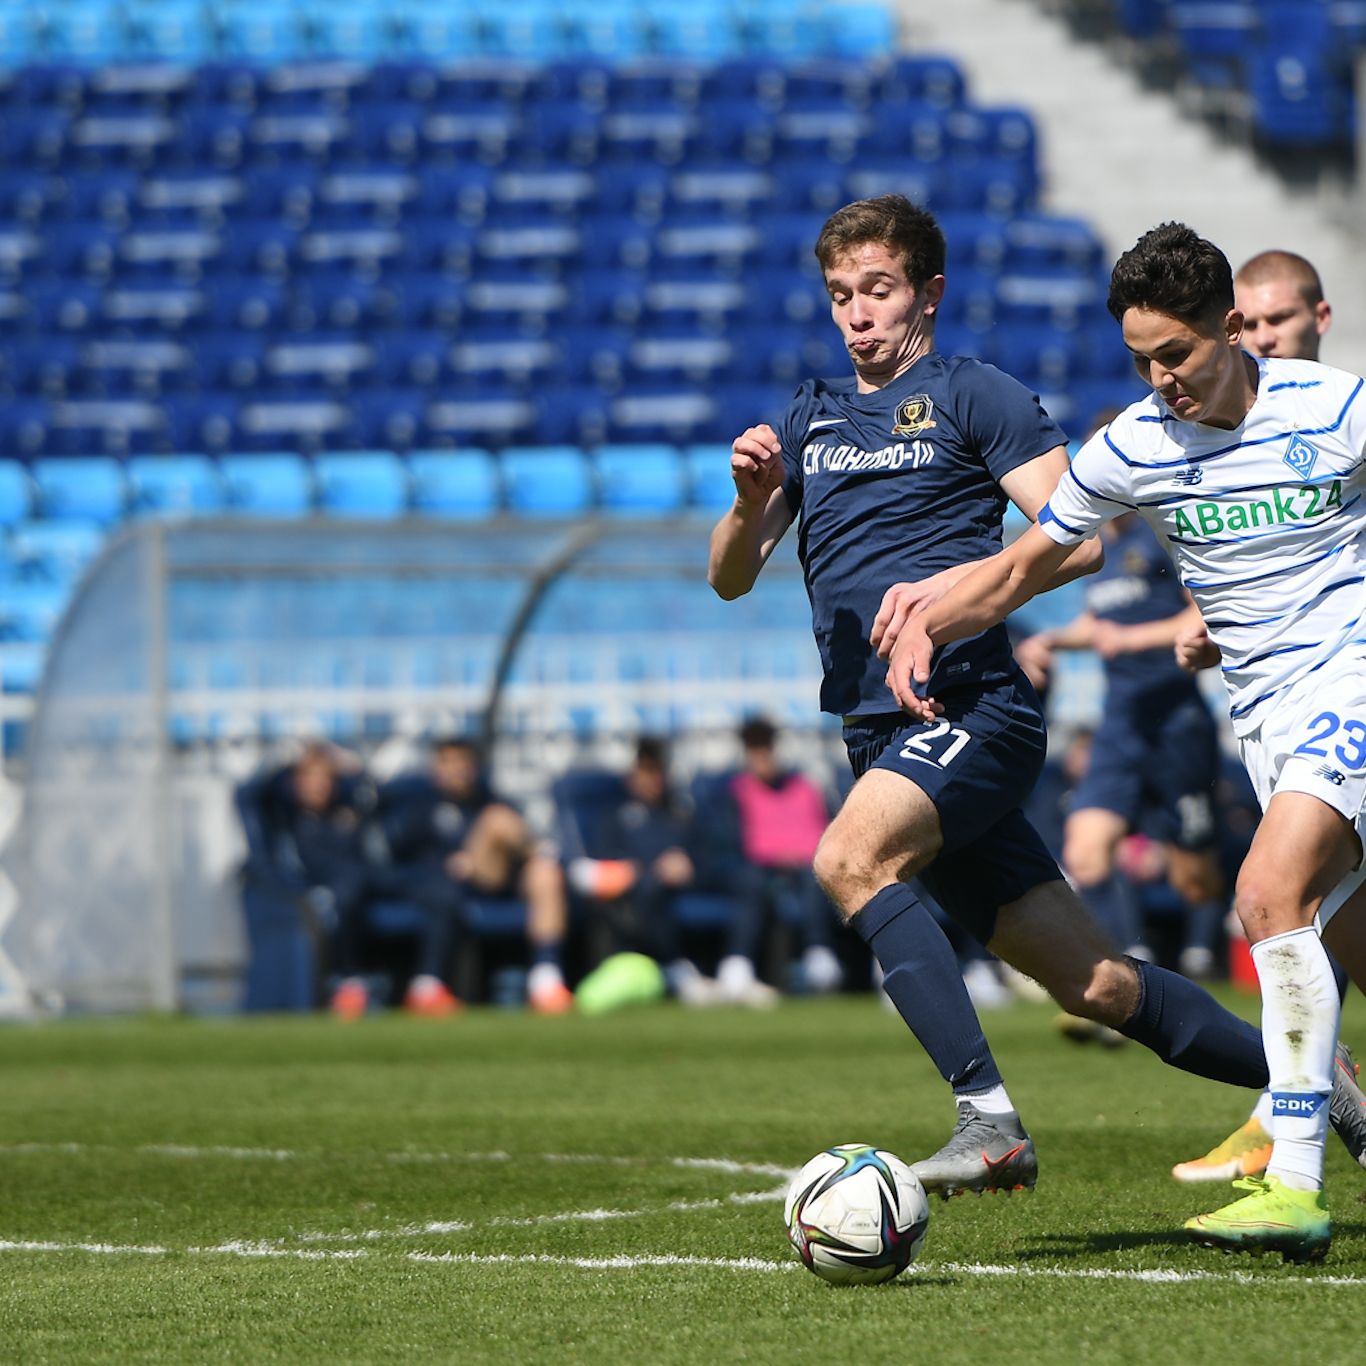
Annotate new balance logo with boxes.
[1173,466,1203,487]
[1313,764,1347,786]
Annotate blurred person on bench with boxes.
[567,736,720,1005]
[368,736,574,1016]
[718,716,843,999]
[235,741,375,1013]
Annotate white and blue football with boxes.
[784,1143,929,1285]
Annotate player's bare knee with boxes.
[1233,871,1313,943]
[812,830,862,917]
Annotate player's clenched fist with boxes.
[730,424,784,506]
[1174,619,1221,673]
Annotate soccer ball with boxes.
[783,1143,929,1285]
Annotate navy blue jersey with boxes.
[377,772,501,865]
[593,795,692,868]
[1085,515,1195,701]
[779,353,1066,716]
[235,767,371,888]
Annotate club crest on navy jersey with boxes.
[892,394,937,437]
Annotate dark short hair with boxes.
[814,194,946,290]
[635,735,669,769]
[1106,222,1234,329]
[739,716,777,750]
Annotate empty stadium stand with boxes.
[0,2,1137,730]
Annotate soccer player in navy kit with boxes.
[1015,510,1226,984]
[708,195,1316,1199]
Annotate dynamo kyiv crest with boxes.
[1284,434,1319,480]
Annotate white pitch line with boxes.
[408,1252,799,1272]
[0,1143,792,1181]
[6,1237,1366,1287]
[296,1189,784,1244]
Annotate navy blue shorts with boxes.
[842,669,1064,946]
[1072,689,1220,851]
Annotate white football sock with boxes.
[957,1083,1016,1117]
[1252,926,1340,1192]
[1250,1089,1274,1130]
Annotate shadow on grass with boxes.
[1017,1229,1208,1259]
[1019,1220,1366,1262]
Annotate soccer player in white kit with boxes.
[883,222,1366,1262]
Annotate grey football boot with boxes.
[1331,1041,1366,1170]
[911,1102,1039,1199]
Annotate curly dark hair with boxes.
[1106,222,1234,328]
[814,194,946,290]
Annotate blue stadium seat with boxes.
[191,333,267,391]
[594,444,687,515]
[0,8,42,66]
[820,3,898,57]
[42,1,137,65]
[0,110,67,168]
[297,0,394,61]
[314,451,410,519]
[682,443,737,511]
[349,390,427,451]
[475,0,567,62]
[9,518,106,585]
[33,456,126,525]
[127,455,227,519]
[500,445,595,516]
[1247,48,1347,146]
[0,581,68,643]
[0,400,51,457]
[409,448,501,518]
[426,389,537,448]
[124,0,217,65]
[876,53,967,109]
[0,643,44,695]
[220,453,315,517]
[387,2,485,60]
[216,2,310,64]
[161,394,242,454]
[236,398,351,453]
[651,2,744,60]
[1171,3,1258,86]
[607,387,719,444]
[0,460,33,527]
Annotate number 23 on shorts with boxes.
[1293,711,1366,771]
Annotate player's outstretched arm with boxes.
[707,424,794,600]
[885,523,1076,718]
[871,446,1101,661]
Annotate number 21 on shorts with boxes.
[899,720,971,768]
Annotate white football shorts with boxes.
[1236,646,1366,929]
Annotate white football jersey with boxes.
[1039,356,1366,736]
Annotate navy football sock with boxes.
[1078,873,1140,954]
[851,884,1005,1096]
[1119,957,1269,1089]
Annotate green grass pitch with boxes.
[1,989,1364,1364]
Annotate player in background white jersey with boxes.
[884,223,1366,1263]
[1172,250,1358,1185]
